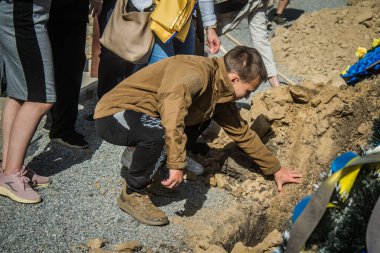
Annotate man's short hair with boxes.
[224,46,268,83]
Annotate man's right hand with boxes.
[274,167,303,192]
[161,169,184,189]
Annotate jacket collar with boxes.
[214,57,236,103]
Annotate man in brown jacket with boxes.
[94,46,302,226]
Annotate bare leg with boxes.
[276,0,290,15]
[3,98,52,175]
[269,75,281,87]
[1,98,22,168]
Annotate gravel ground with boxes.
[0,98,234,253]
[0,1,348,252]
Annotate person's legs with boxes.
[0,99,52,203]
[96,111,166,189]
[47,20,88,148]
[97,48,137,98]
[185,119,212,155]
[0,0,55,203]
[97,0,137,99]
[274,0,290,24]
[4,101,52,174]
[148,36,175,65]
[173,20,196,55]
[276,0,290,15]
[1,98,22,168]
[248,3,280,87]
[95,111,169,225]
[121,111,167,190]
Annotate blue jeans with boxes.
[148,20,196,64]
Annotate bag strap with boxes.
[285,153,380,253]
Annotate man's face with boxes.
[229,74,261,99]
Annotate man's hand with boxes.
[206,28,220,55]
[274,167,303,192]
[89,0,103,17]
[161,169,184,189]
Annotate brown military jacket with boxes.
[94,55,281,175]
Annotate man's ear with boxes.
[228,73,240,84]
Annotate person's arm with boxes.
[214,103,281,174]
[249,6,279,83]
[268,75,281,88]
[198,0,220,54]
[157,61,203,188]
[213,103,302,190]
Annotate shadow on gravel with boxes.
[26,103,103,177]
[153,181,209,217]
[268,8,305,23]
[143,165,210,217]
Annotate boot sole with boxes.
[117,197,169,226]
[0,186,41,204]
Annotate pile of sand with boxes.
[271,0,380,82]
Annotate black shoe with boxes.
[273,15,286,25]
[51,132,89,149]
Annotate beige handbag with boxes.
[99,0,154,64]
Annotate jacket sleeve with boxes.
[157,62,202,170]
[213,102,281,175]
[198,0,217,27]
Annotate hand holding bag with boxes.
[99,0,154,64]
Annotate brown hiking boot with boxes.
[117,183,169,226]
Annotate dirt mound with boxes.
[184,2,380,251]
[271,0,380,82]
[177,2,380,251]
[250,77,379,231]
[189,77,379,252]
